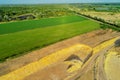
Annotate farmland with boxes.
[0,3,120,80]
[0,15,87,35]
[0,15,100,62]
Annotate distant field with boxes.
[0,15,87,35]
[0,15,100,62]
[81,11,120,26]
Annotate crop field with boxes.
[0,15,87,35]
[0,15,100,62]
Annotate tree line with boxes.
[0,5,73,22]
[73,11,120,31]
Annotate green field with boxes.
[0,15,100,62]
[0,15,87,35]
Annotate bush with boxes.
[100,23,120,31]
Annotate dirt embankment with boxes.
[0,29,120,78]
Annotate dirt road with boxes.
[96,51,107,80]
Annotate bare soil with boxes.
[24,62,69,80]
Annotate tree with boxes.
[3,15,9,21]
[0,15,2,22]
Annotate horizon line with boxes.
[0,2,120,5]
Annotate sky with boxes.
[0,0,120,4]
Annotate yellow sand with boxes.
[105,51,120,80]
[0,44,91,80]
[93,37,119,54]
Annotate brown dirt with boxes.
[0,29,120,77]
[24,62,69,80]
[76,68,95,80]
